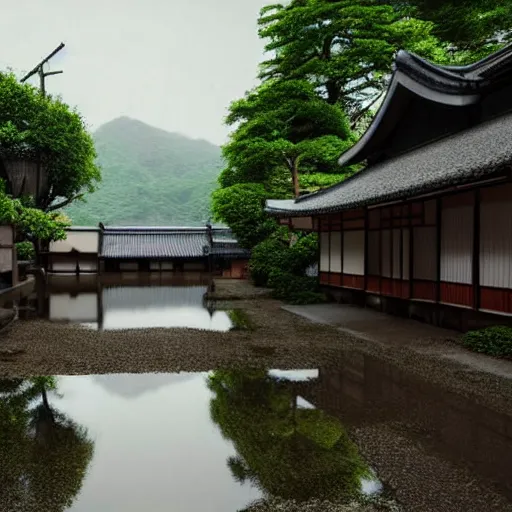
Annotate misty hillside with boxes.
[66,117,222,226]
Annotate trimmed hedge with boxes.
[462,326,512,358]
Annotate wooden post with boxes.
[363,208,369,293]
[435,198,442,304]
[472,188,481,310]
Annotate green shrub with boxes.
[268,270,317,299]
[249,231,291,287]
[249,229,318,287]
[268,270,326,304]
[462,326,512,358]
[16,241,35,261]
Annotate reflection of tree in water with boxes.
[208,369,370,504]
[0,377,94,511]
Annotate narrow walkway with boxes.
[283,303,512,380]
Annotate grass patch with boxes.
[228,309,254,331]
[462,325,512,358]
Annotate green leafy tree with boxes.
[0,72,100,211]
[0,181,68,243]
[208,369,370,502]
[222,80,353,197]
[258,0,448,124]
[211,183,278,249]
[402,0,512,59]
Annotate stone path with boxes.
[283,303,512,381]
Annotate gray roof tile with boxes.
[211,240,250,259]
[101,229,209,259]
[266,111,512,217]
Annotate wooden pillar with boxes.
[435,198,442,304]
[408,207,414,299]
[472,188,481,310]
[327,214,332,283]
[340,212,344,281]
[363,208,369,292]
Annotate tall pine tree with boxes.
[221,80,353,197]
[258,0,447,124]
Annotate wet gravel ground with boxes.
[243,497,399,511]
[0,298,350,377]
[2,280,512,510]
[1,279,512,417]
[349,422,512,512]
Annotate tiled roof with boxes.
[211,239,250,259]
[101,228,209,259]
[339,45,512,168]
[266,111,512,216]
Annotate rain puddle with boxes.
[2,358,512,510]
[0,369,388,512]
[36,276,238,331]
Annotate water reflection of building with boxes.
[44,275,231,331]
[304,355,512,507]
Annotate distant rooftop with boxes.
[96,224,248,260]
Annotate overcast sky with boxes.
[0,0,270,145]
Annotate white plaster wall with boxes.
[329,232,342,273]
[80,261,98,272]
[50,293,97,321]
[161,262,174,270]
[480,194,512,288]
[413,226,437,280]
[367,231,380,275]
[0,225,13,245]
[320,232,330,272]
[51,262,77,272]
[0,247,12,273]
[0,225,13,273]
[343,230,365,276]
[441,203,473,284]
[50,231,99,253]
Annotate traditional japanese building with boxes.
[266,45,512,330]
[45,224,249,278]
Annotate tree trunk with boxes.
[41,387,55,424]
[291,159,300,198]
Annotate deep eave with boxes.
[266,111,512,217]
[339,45,512,168]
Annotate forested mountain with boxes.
[66,117,222,226]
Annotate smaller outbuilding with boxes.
[45,224,250,278]
[100,226,210,272]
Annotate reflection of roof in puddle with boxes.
[93,372,200,399]
[268,369,319,382]
[103,286,208,310]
